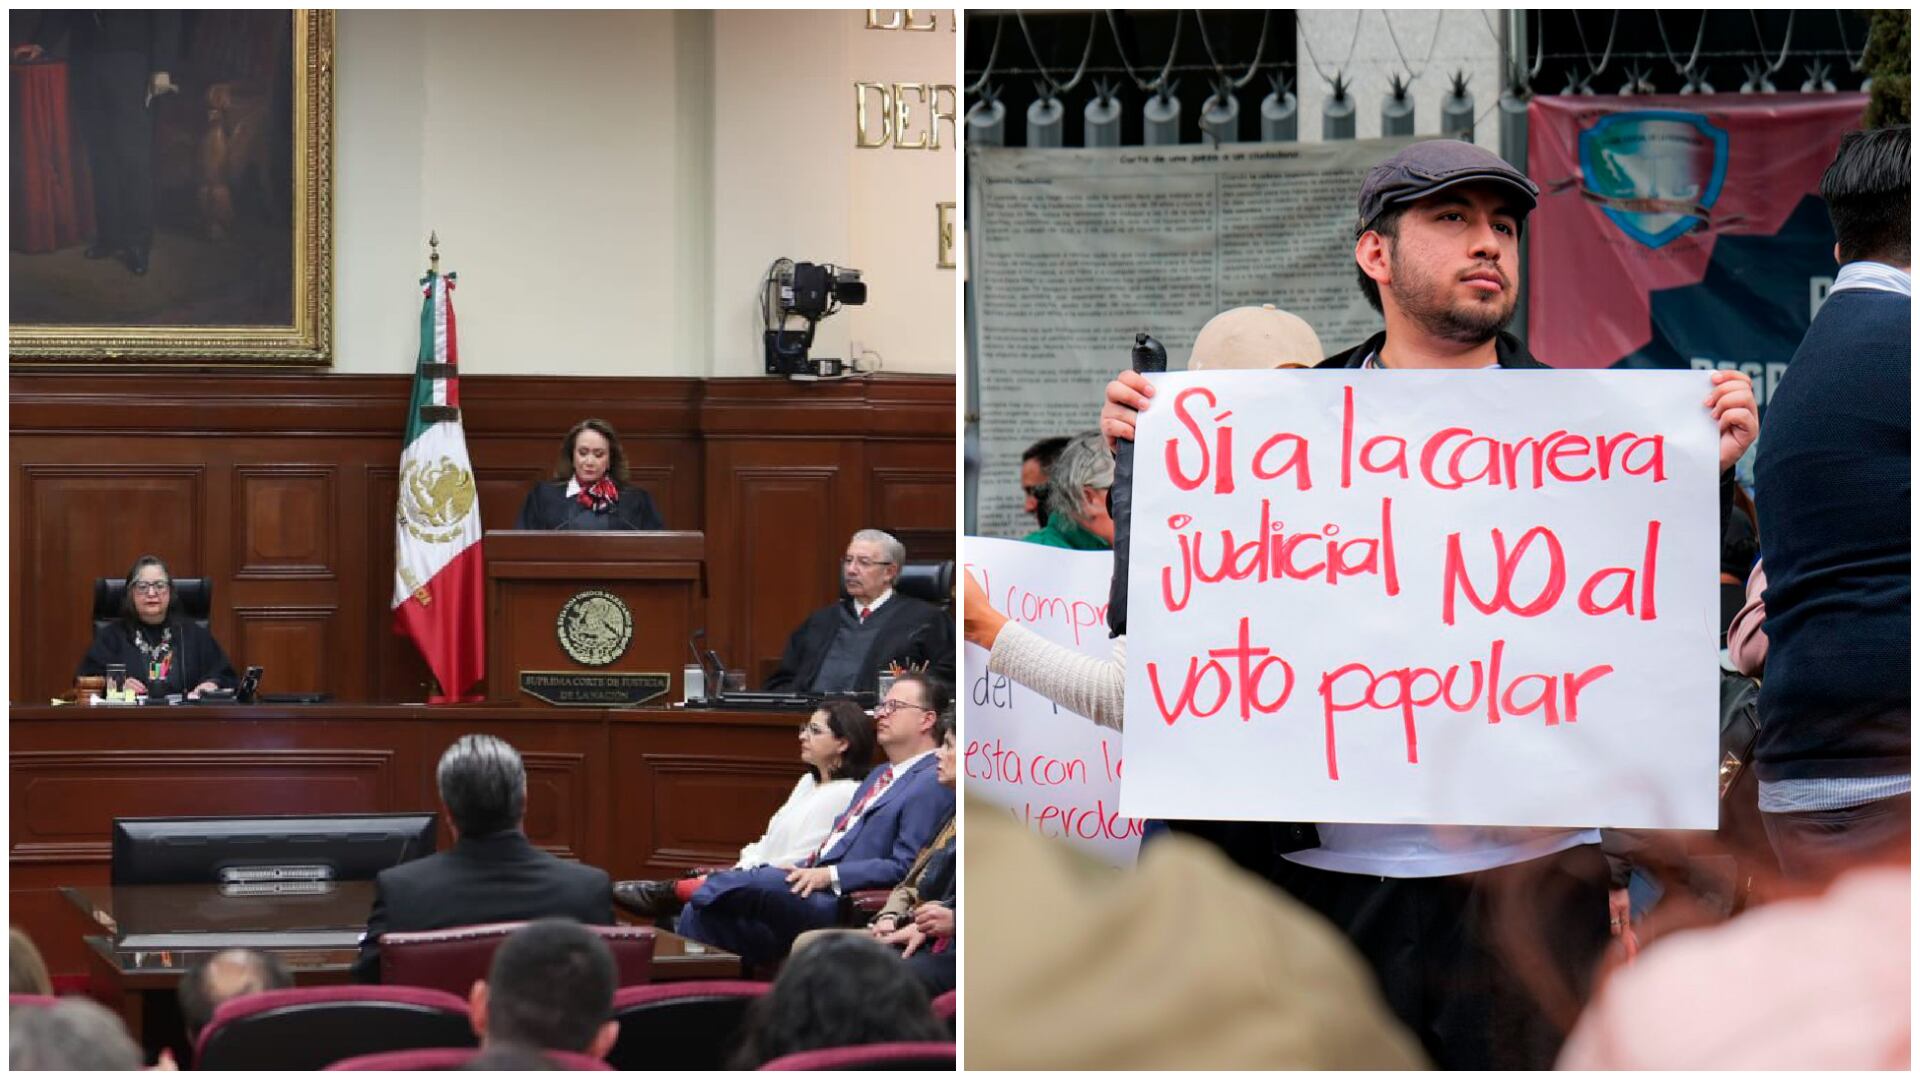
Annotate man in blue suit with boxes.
[674,673,956,964]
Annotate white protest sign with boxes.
[963,537,1145,867]
[1121,370,1720,829]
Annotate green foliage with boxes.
[1863,9,1910,127]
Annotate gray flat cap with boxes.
[1356,139,1540,236]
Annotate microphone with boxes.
[1107,332,1165,638]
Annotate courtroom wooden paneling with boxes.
[10,704,807,976]
[608,711,810,879]
[11,373,953,703]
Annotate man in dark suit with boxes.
[1753,125,1910,882]
[763,529,950,694]
[672,673,956,964]
[351,734,613,982]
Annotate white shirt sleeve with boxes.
[768,777,859,867]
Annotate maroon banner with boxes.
[1526,94,1868,374]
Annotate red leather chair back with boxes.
[325,1047,612,1070]
[379,921,655,996]
[606,980,770,1071]
[194,985,474,1070]
[930,988,957,1033]
[757,1041,958,1070]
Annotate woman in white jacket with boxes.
[614,699,876,916]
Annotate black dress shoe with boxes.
[612,879,683,918]
[126,247,150,275]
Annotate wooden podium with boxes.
[483,531,705,706]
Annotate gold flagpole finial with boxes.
[428,231,440,274]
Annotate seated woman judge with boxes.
[515,418,665,531]
[611,699,876,918]
[77,556,237,699]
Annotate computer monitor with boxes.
[110,813,437,886]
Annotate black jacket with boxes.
[76,618,236,696]
[351,830,612,982]
[764,595,952,694]
[515,480,664,532]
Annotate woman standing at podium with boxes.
[515,419,665,531]
[77,555,237,698]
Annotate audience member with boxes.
[791,714,958,993]
[1023,430,1112,550]
[728,935,947,1068]
[1558,861,1909,1069]
[178,948,291,1045]
[10,996,143,1070]
[9,927,52,996]
[764,529,951,694]
[353,734,613,981]
[676,674,955,964]
[1752,124,1910,884]
[1018,435,1072,529]
[614,699,874,918]
[468,919,619,1060]
[966,794,1423,1070]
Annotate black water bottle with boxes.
[1106,332,1166,638]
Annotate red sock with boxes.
[674,875,704,902]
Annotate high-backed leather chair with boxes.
[605,980,769,1071]
[193,985,474,1070]
[92,576,212,634]
[894,561,954,608]
[379,921,656,996]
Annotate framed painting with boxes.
[9,9,333,365]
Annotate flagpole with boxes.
[427,231,439,275]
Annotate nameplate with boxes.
[519,671,670,707]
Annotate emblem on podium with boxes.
[556,590,633,666]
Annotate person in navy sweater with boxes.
[1753,125,1910,882]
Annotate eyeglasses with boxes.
[1023,485,1049,500]
[797,722,831,737]
[873,699,929,718]
[841,556,894,570]
[131,581,171,594]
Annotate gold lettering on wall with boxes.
[867,10,943,32]
[855,82,891,148]
[936,202,955,269]
[854,83,958,150]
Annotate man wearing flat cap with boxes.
[1103,139,1759,1070]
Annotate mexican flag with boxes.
[393,269,486,702]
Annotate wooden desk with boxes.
[12,702,813,975]
[63,882,742,1060]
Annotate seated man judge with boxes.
[352,734,614,982]
[764,529,949,694]
[673,673,955,964]
[515,419,665,531]
[77,555,236,699]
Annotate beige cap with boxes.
[1189,304,1324,370]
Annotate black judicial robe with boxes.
[515,481,664,532]
[77,619,237,696]
[763,595,952,694]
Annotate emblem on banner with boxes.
[1577,110,1729,250]
[556,590,632,666]
[397,456,477,544]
